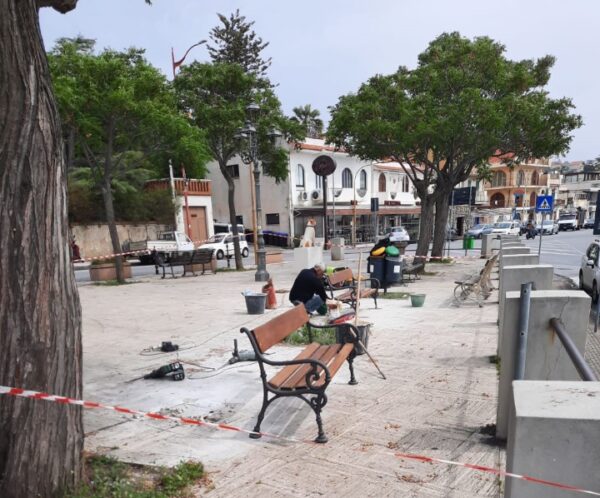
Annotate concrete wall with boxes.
[500,253,539,270]
[506,381,600,498]
[501,247,530,256]
[496,290,590,439]
[497,265,554,346]
[71,223,172,258]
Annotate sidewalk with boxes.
[79,256,504,497]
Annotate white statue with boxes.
[299,217,317,247]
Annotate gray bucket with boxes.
[243,292,267,315]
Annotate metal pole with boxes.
[253,160,269,282]
[538,212,544,255]
[323,175,329,246]
[168,159,178,230]
[550,318,598,381]
[515,282,533,380]
[249,169,258,264]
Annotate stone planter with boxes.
[266,251,284,264]
[89,262,132,281]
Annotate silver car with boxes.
[466,224,492,239]
[580,241,600,301]
[535,220,559,235]
[381,226,410,243]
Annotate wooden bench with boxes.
[324,268,379,309]
[453,254,498,307]
[186,248,215,275]
[154,249,215,279]
[402,261,424,282]
[241,304,359,443]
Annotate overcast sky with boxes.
[40,0,599,161]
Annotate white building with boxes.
[207,138,420,245]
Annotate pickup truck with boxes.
[129,231,194,264]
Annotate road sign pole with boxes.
[538,212,544,255]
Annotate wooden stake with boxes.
[351,252,386,380]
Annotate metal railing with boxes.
[549,318,598,381]
[515,282,598,382]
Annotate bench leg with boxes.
[347,354,358,385]
[250,390,277,439]
[373,294,378,309]
[310,393,328,444]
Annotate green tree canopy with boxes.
[291,104,324,138]
[49,38,210,280]
[328,32,582,257]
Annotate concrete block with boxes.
[500,253,539,270]
[293,246,323,271]
[496,290,590,439]
[501,247,530,256]
[481,234,493,258]
[498,265,554,345]
[506,381,600,498]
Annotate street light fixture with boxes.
[171,40,207,79]
[236,103,282,282]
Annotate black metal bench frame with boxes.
[153,249,215,279]
[323,268,380,309]
[241,306,359,443]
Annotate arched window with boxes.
[359,170,367,190]
[342,168,352,188]
[491,171,506,187]
[402,176,409,192]
[296,164,305,188]
[530,192,537,207]
[491,192,505,207]
[517,170,525,186]
[531,171,539,186]
[378,173,387,192]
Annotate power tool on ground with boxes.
[228,339,256,364]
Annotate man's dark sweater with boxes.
[289,268,327,304]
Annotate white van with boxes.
[213,222,244,235]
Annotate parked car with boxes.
[129,231,195,265]
[381,226,410,243]
[481,225,495,236]
[535,220,559,235]
[584,218,595,229]
[200,233,249,259]
[558,213,578,231]
[466,224,492,239]
[490,221,520,236]
[580,241,600,301]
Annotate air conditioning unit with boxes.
[298,191,309,202]
[311,189,323,202]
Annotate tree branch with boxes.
[36,0,78,13]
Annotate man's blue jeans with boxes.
[304,294,324,314]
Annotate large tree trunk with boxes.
[0,1,83,496]
[101,178,125,283]
[219,162,243,270]
[431,190,452,258]
[415,191,435,260]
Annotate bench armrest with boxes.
[353,277,379,291]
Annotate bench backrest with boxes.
[191,248,214,263]
[170,252,191,264]
[252,304,308,352]
[327,268,353,287]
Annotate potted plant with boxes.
[89,258,132,282]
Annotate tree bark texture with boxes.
[414,191,435,260]
[101,180,125,282]
[0,1,83,496]
[219,161,243,269]
[431,191,452,258]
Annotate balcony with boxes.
[145,178,212,196]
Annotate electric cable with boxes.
[186,362,255,380]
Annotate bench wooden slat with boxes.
[254,305,308,353]
[327,268,353,287]
[267,342,320,388]
[276,344,336,389]
[314,343,354,387]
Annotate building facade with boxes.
[206,138,420,245]
[557,170,600,220]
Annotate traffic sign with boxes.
[535,195,554,213]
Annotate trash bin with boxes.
[463,236,475,250]
[368,256,386,288]
[243,292,267,315]
[385,256,402,285]
[336,322,371,355]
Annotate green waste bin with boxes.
[463,236,475,250]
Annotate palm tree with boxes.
[292,104,324,138]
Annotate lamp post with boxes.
[171,40,207,79]
[236,103,282,282]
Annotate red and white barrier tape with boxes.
[74,249,150,263]
[1,384,598,495]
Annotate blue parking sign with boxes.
[535,195,554,213]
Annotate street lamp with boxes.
[171,40,207,79]
[236,103,282,282]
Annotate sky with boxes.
[40,0,599,162]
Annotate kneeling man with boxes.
[289,263,329,314]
